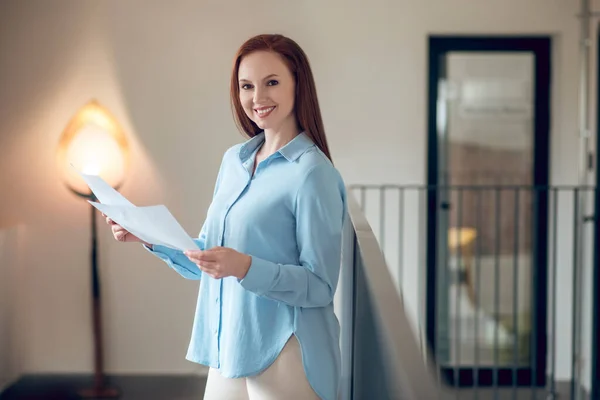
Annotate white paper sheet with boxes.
[72,164,135,207]
[72,165,199,251]
[88,202,199,251]
[82,174,135,207]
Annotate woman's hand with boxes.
[184,247,251,279]
[102,213,151,247]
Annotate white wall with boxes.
[0,225,26,392]
[0,231,10,391]
[0,0,595,389]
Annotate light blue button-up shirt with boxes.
[145,132,347,400]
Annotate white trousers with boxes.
[202,335,321,400]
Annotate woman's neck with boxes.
[259,120,300,158]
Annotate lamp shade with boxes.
[57,100,130,197]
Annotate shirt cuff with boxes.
[239,255,275,295]
[143,243,178,261]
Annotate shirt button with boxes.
[214,328,218,335]
[215,297,219,303]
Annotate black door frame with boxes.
[591,21,600,400]
[426,36,551,387]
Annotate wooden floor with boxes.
[0,374,207,400]
[1,374,590,400]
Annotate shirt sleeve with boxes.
[142,149,229,280]
[239,163,347,308]
[143,232,205,280]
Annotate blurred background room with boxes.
[0,0,599,399]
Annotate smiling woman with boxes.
[230,34,332,163]
[101,33,346,400]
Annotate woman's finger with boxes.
[197,261,217,270]
[192,252,219,263]
[112,227,129,241]
[184,251,206,263]
[115,231,127,241]
[187,254,207,264]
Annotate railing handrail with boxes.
[348,183,597,190]
[346,194,445,399]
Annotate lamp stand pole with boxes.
[78,197,120,398]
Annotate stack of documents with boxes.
[78,170,199,251]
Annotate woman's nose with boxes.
[253,86,267,103]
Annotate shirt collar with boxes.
[238,131,314,163]
[238,132,265,162]
[278,132,314,162]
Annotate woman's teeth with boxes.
[256,106,275,117]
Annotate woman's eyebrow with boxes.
[239,74,279,83]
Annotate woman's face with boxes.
[238,50,296,132]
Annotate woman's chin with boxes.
[254,119,275,130]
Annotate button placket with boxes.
[215,280,223,361]
[214,180,249,358]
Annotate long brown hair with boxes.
[230,34,332,162]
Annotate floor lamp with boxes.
[56,99,130,398]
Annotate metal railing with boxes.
[345,184,598,400]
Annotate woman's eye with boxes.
[241,84,253,90]
[267,80,279,86]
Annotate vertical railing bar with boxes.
[399,188,405,288]
[512,188,520,400]
[455,188,463,399]
[445,188,452,393]
[445,188,452,392]
[570,188,581,400]
[530,188,540,397]
[379,187,386,254]
[435,186,442,390]
[591,186,600,400]
[548,188,558,398]
[415,188,424,357]
[493,187,501,400]
[474,188,482,400]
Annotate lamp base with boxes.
[78,386,120,398]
